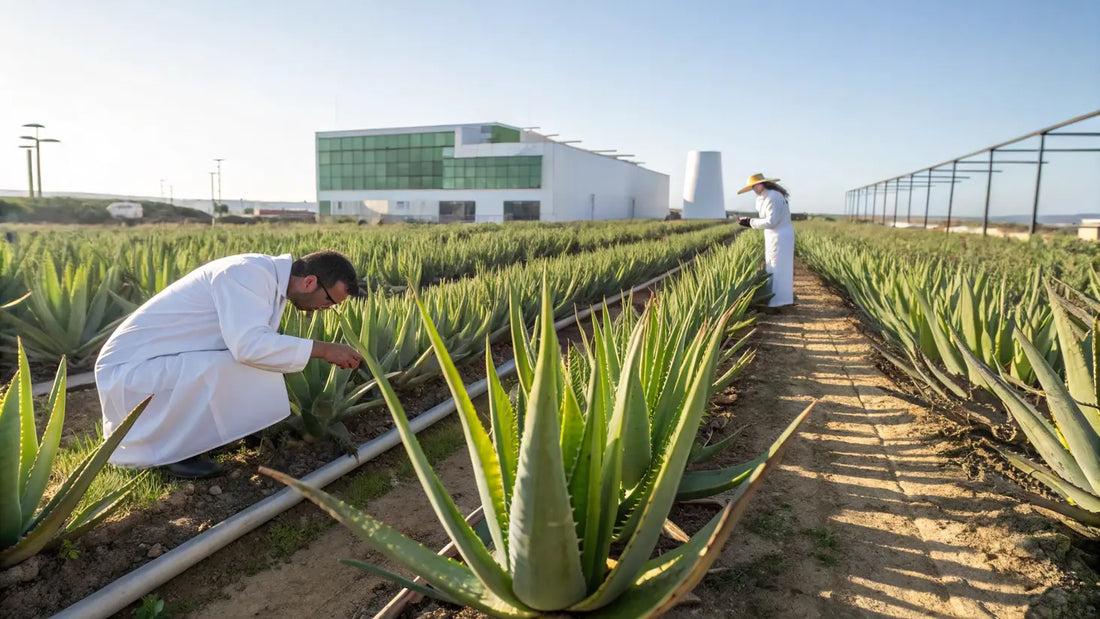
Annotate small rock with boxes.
[0,555,44,587]
[208,485,223,496]
[184,483,196,495]
[230,469,242,479]
[146,543,165,558]
[167,492,188,508]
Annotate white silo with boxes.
[682,151,725,219]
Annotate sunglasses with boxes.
[317,280,341,313]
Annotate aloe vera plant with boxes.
[263,281,814,616]
[0,339,150,568]
[954,285,1100,526]
[282,310,383,447]
[0,256,136,368]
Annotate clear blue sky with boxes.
[2,0,1098,216]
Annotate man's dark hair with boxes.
[291,250,360,296]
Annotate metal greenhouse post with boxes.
[945,160,957,235]
[923,170,932,228]
[1029,133,1047,235]
[982,149,994,236]
[906,174,914,224]
[892,178,899,226]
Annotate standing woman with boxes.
[737,173,794,308]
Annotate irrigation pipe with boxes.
[54,260,694,619]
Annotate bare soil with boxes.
[4,261,1098,618]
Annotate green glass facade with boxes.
[317,127,541,191]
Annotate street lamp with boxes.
[213,158,224,207]
[18,145,35,197]
[209,171,217,216]
[20,123,60,198]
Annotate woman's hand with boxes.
[738,217,751,228]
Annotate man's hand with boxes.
[738,217,752,228]
[311,341,365,369]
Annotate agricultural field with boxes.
[1,218,1099,618]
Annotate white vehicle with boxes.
[106,201,143,220]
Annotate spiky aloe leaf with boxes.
[1047,282,1099,409]
[955,333,1093,492]
[589,399,816,617]
[0,347,24,547]
[508,284,587,610]
[340,559,455,604]
[571,311,732,611]
[678,402,816,500]
[576,338,613,589]
[485,338,517,508]
[351,323,519,605]
[585,501,734,619]
[688,424,748,465]
[997,451,1100,515]
[260,468,535,618]
[1013,328,1100,495]
[1,395,151,569]
[414,294,511,571]
[16,340,36,498]
[20,357,67,523]
[915,291,966,377]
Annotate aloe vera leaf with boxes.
[999,451,1100,514]
[355,315,516,603]
[339,559,455,604]
[260,468,534,618]
[415,296,511,572]
[508,285,587,610]
[20,358,67,522]
[1046,282,1098,408]
[571,312,732,611]
[1013,329,1100,495]
[485,339,517,507]
[956,336,1092,492]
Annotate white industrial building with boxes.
[315,122,669,222]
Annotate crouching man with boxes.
[95,251,364,479]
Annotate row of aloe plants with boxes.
[0,218,717,302]
[281,225,740,444]
[0,220,726,370]
[264,232,814,616]
[798,222,1099,527]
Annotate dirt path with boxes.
[672,261,1093,618]
[179,261,1095,618]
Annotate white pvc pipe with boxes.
[53,263,687,619]
[32,371,95,397]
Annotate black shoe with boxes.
[161,455,223,479]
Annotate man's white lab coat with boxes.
[749,189,795,307]
[95,253,313,467]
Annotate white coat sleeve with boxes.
[209,262,313,373]
[750,193,781,229]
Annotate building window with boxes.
[439,201,476,223]
[504,201,540,221]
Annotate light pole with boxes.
[19,145,35,197]
[20,123,60,198]
[213,158,224,208]
[209,171,217,218]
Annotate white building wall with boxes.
[547,144,668,222]
[317,123,669,223]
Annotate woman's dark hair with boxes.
[291,250,360,296]
[761,181,789,198]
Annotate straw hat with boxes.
[737,173,780,195]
